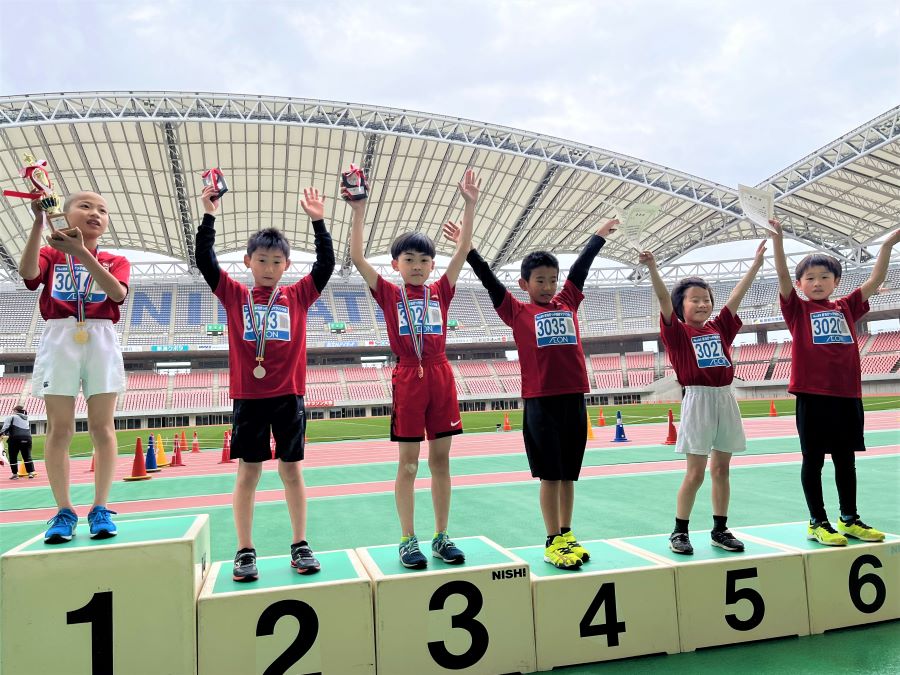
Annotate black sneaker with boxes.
[290,542,321,574]
[9,475,19,480]
[711,529,745,552]
[233,548,258,582]
[669,531,694,555]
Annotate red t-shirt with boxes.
[496,279,589,398]
[780,288,868,399]
[371,274,455,362]
[23,246,130,322]
[215,271,319,399]
[660,306,742,387]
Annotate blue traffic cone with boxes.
[612,411,630,442]
[145,434,160,472]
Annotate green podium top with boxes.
[511,540,664,577]
[619,532,789,564]
[734,523,900,552]
[19,515,204,554]
[211,550,363,594]
[362,536,516,577]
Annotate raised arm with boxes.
[195,185,222,291]
[769,220,793,300]
[725,241,767,315]
[639,251,674,324]
[18,200,47,281]
[442,220,508,308]
[859,228,900,301]
[567,219,618,290]
[299,188,335,292]
[445,170,480,286]
[347,196,379,291]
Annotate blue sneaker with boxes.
[399,535,428,569]
[432,532,465,564]
[45,508,78,544]
[87,505,118,539]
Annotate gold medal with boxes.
[74,326,89,344]
[253,365,266,379]
[418,364,424,379]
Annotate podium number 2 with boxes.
[849,555,886,614]
[428,580,489,669]
[725,568,765,631]
[67,591,113,675]
[256,600,321,675]
[579,582,626,647]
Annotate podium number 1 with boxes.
[67,591,113,675]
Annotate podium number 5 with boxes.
[67,591,113,675]
[725,568,765,631]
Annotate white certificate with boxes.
[738,184,777,233]
[614,203,659,251]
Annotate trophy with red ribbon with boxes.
[340,163,369,201]
[3,153,63,228]
[202,168,228,201]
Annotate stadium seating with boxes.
[627,370,655,387]
[500,377,521,395]
[171,390,214,410]
[0,378,25,395]
[0,397,20,416]
[22,397,45,416]
[624,352,654,369]
[591,354,621,371]
[466,378,502,395]
[121,392,167,411]
[307,367,340,383]
[735,363,769,381]
[594,372,624,389]
[127,372,169,390]
[867,330,900,354]
[347,382,388,401]
[174,372,213,388]
[492,360,521,376]
[457,362,492,378]
[344,366,381,382]
[734,343,777,363]
[861,354,899,375]
[306,385,343,402]
[770,360,792,380]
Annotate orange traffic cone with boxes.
[191,431,200,453]
[597,407,606,427]
[17,460,28,477]
[170,434,186,467]
[663,408,677,445]
[86,450,95,473]
[769,400,778,417]
[181,431,188,455]
[219,430,234,464]
[124,437,151,481]
[587,414,595,440]
[155,433,170,467]
[270,432,276,459]
[502,412,512,432]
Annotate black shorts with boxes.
[522,393,588,480]
[231,395,306,463]
[795,393,865,456]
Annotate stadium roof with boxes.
[0,92,897,281]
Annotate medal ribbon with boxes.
[247,287,281,363]
[399,284,429,366]
[65,252,96,323]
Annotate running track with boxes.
[3,411,897,523]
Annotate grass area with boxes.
[22,395,899,460]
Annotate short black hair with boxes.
[671,276,714,322]
[13,405,25,414]
[521,251,559,281]
[390,232,435,259]
[795,254,842,281]
[247,228,290,258]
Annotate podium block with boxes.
[617,532,809,652]
[0,515,210,675]
[197,549,375,675]
[734,523,900,634]
[357,536,536,675]
[510,540,679,671]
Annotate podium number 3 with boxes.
[428,580,490,669]
[67,591,113,675]
[725,568,765,631]
[256,600,321,675]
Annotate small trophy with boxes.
[340,163,369,201]
[202,168,229,201]
[3,153,63,227]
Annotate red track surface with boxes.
[2,411,897,524]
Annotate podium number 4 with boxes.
[579,582,626,646]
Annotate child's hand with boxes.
[596,219,619,238]
[752,240,767,267]
[345,191,367,213]
[46,226,87,256]
[300,188,325,221]
[638,250,656,267]
[457,169,481,206]
[201,185,220,215]
[768,219,783,240]
[442,220,461,245]
[883,228,900,248]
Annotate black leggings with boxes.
[801,451,856,523]
[7,437,35,476]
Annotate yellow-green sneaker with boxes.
[563,531,590,562]
[837,518,885,542]
[544,535,582,570]
[807,521,848,547]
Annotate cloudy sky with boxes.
[2,0,898,189]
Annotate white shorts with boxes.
[676,385,746,456]
[32,318,125,399]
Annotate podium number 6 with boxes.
[849,555,886,614]
[725,568,765,631]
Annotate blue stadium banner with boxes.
[150,345,190,352]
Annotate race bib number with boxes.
[242,304,291,342]
[50,264,107,303]
[691,334,731,368]
[535,310,577,347]
[810,310,853,345]
[397,299,443,335]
